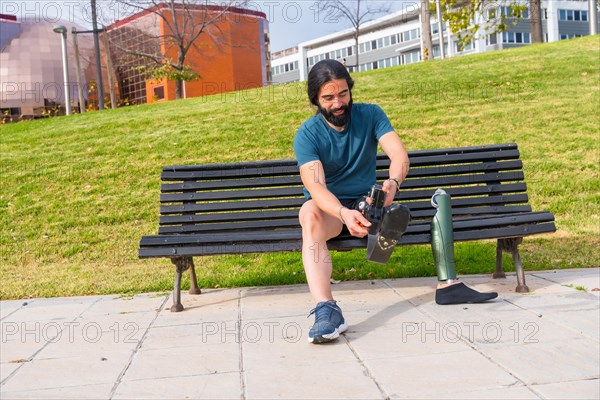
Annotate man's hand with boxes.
[341,208,371,238]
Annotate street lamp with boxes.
[52,25,72,116]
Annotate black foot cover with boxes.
[366,204,411,264]
[435,282,498,305]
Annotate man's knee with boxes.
[299,202,342,240]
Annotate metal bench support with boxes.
[170,256,201,312]
[496,238,530,293]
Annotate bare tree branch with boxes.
[317,0,392,69]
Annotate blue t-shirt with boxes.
[294,103,394,199]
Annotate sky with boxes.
[0,0,413,52]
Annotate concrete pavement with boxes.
[1,268,599,399]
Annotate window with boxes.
[487,33,498,46]
[561,10,589,21]
[401,28,419,42]
[402,50,420,65]
[560,33,583,40]
[153,86,165,101]
[502,31,531,44]
[558,9,587,21]
[412,28,420,40]
[501,6,529,19]
[347,46,353,56]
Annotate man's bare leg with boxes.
[299,200,343,303]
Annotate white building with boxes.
[271,0,598,84]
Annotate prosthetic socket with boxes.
[358,184,411,264]
[430,188,458,281]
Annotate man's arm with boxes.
[378,131,410,205]
[299,160,371,237]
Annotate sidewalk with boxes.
[1,268,599,400]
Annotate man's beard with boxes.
[319,101,353,128]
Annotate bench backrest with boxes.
[157,143,530,237]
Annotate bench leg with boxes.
[497,238,529,293]
[494,240,507,279]
[170,257,194,312]
[188,258,201,295]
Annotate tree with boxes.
[437,0,541,49]
[107,0,249,100]
[315,0,392,70]
[529,0,543,43]
[421,0,434,61]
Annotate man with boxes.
[294,60,496,345]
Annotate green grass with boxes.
[1,36,599,299]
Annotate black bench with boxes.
[139,143,556,312]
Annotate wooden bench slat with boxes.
[409,205,533,218]
[161,176,303,192]
[158,218,302,234]
[159,209,299,225]
[377,160,523,178]
[386,142,518,157]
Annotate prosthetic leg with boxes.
[430,189,458,281]
[359,184,411,264]
[431,189,498,305]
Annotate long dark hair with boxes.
[307,59,354,107]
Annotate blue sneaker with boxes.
[307,300,348,344]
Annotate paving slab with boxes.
[531,378,600,399]
[0,268,598,399]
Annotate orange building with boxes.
[107,3,270,105]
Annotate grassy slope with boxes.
[1,36,599,299]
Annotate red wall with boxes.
[146,9,265,103]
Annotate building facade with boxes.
[0,15,97,119]
[107,3,270,105]
[271,0,599,84]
